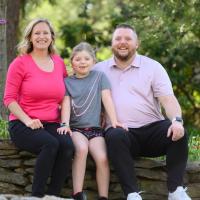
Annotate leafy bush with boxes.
[0,119,9,139]
[188,127,200,161]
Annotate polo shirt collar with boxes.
[109,53,141,69]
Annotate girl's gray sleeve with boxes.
[64,78,70,96]
[100,72,111,90]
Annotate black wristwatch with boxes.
[172,117,183,124]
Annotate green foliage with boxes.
[0,119,9,139]
[20,0,200,129]
[188,127,200,161]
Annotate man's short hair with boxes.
[115,23,136,33]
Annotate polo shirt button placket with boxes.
[119,74,123,85]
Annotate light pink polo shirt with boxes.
[94,54,174,128]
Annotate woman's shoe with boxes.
[72,191,87,200]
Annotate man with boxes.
[94,24,191,200]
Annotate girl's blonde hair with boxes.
[70,42,96,62]
[17,18,56,55]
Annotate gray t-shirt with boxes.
[64,70,111,128]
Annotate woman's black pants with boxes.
[9,120,74,197]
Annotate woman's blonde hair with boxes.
[17,18,56,55]
[70,42,96,63]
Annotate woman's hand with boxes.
[25,119,43,129]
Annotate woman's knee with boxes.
[42,137,60,157]
[47,137,59,148]
[58,135,75,157]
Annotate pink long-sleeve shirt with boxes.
[4,54,67,122]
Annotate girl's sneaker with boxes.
[72,192,87,200]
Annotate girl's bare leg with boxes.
[89,137,110,198]
[72,132,89,194]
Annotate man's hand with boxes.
[111,121,128,131]
[167,121,184,141]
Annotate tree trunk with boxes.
[0,0,8,119]
[0,0,21,119]
[6,0,21,65]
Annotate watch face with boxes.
[176,117,183,122]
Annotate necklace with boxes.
[31,54,54,72]
[71,72,101,117]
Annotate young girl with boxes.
[57,42,124,200]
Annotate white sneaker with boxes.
[168,186,191,200]
[127,192,142,200]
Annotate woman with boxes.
[3,18,74,197]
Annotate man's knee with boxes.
[105,127,129,148]
[105,127,127,139]
[176,129,189,146]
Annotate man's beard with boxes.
[112,48,136,61]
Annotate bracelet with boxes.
[60,122,69,127]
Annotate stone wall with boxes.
[0,140,200,200]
